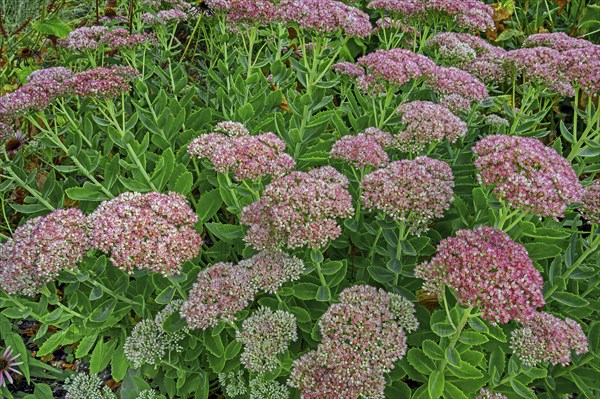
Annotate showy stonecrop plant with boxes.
[0,0,598,398]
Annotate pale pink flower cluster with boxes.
[473,135,583,218]
[141,0,199,24]
[504,47,575,96]
[241,166,354,250]
[329,129,392,169]
[361,157,454,234]
[27,67,74,83]
[415,226,545,324]
[289,285,416,399]
[581,181,600,224]
[181,251,304,329]
[276,0,374,38]
[0,66,139,118]
[188,123,295,181]
[367,0,494,32]
[207,0,373,37]
[425,66,489,110]
[510,311,588,366]
[477,389,509,399]
[236,307,298,373]
[64,66,141,98]
[427,32,507,84]
[0,209,92,296]
[394,100,467,152]
[59,26,152,51]
[354,48,437,91]
[181,262,255,329]
[89,192,202,276]
[238,250,304,294]
[523,32,592,52]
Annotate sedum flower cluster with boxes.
[367,0,495,32]
[415,226,545,324]
[188,122,295,181]
[427,32,507,85]
[89,192,202,276]
[0,209,92,296]
[241,166,354,250]
[181,251,303,329]
[59,26,152,52]
[473,135,583,218]
[64,373,116,399]
[124,300,188,368]
[141,0,200,24]
[361,157,455,234]
[510,311,588,367]
[329,128,392,169]
[289,285,417,398]
[0,66,139,119]
[581,181,600,224]
[236,307,298,373]
[394,100,467,152]
[205,0,373,37]
[477,389,509,399]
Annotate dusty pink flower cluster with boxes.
[510,311,588,366]
[0,66,139,119]
[581,181,600,224]
[394,100,467,152]
[0,209,92,296]
[415,226,545,324]
[473,135,583,218]
[181,250,304,329]
[276,0,374,38]
[523,32,592,52]
[141,0,199,24]
[427,32,507,85]
[289,285,416,399]
[59,26,152,51]
[426,66,489,111]
[329,128,392,169]
[89,192,202,276]
[361,157,454,234]
[477,389,509,399]
[241,166,354,250]
[188,123,295,181]
[367,0,494,32]
[504,47,574,97]
[206,0,373,37]
[236,307,298,373]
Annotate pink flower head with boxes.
[89,192,202,276]
[357,48,437,90]
[0,209,92,296]
[0,346,23,387]
[276,0,374,38]
[0,79,68,118]
[241,166,354,250]
[581,181,600,224]
[415,226,545,324]
[510,311,588,366]
[473,135,583,218]
[27,67,73,83]
[504,47,574,96]
[236,307,298,373]
[394,100,467,152]
[330,131,391,169]
[427,32,507,84]
[64,66,140,98]
[289,285,415,399]
[188,130,295,181]
[425,66,489,109]
[59,26,108,51]
[523,32,592,52]
[477,389,509,399]
[361,157,454,234]
[214,120,250,136]
[239,250,304,294]
[181,262,255,330]
[206,0,277,24]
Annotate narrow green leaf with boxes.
[428,371,445,399]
